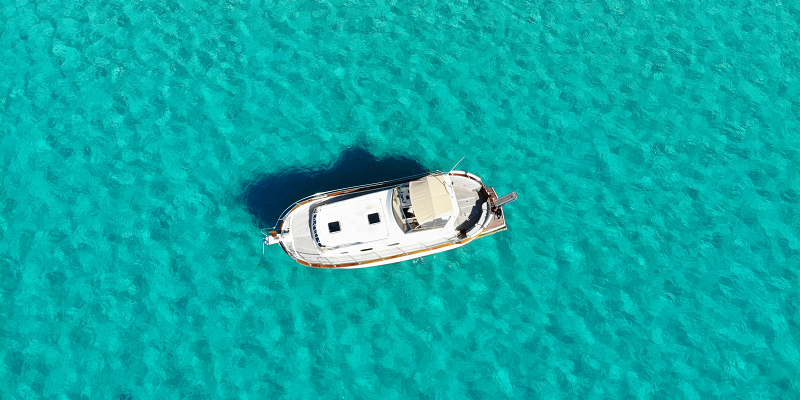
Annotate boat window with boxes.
[368,213,380,224]
[328,221,341,233]
[387,243,399,246]
[360,248,373,252]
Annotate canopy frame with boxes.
[408,175,454,226]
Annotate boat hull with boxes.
[264,171,513,269]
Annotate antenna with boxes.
[430,156,465,201]
[448,156,465,174]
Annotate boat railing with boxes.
[288,234,462,267]
[267,170,443,230]
[310,208,321,246]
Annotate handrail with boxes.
[285,231,470,267]
[311,208,321,246]
[265,170,443,230]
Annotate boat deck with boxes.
[282,199,463,267]
[452,176,488,233]
[277,173,507,268]
[286,202,319,261]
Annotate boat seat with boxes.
[400,187,412,206]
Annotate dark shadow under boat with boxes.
[241,147,428,229]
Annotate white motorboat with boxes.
[263,170,517,269]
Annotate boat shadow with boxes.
[242,147,429,229]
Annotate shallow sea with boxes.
[2,0,799,398]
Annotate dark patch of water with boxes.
[241,147,428,229]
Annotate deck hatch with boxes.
[368,213,381,224]
[314,195,389,246]
[328,221,341,233]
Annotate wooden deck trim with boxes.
[278,234,469,269]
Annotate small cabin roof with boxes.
[314,195,389,248]
[409,175,454,224]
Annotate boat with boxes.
[263,169,517,269]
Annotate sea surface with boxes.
[1,0,799,398]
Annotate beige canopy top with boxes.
[409,175,454,224]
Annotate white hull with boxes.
[333,241,467,269]
[264,170,515,269]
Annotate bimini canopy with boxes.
[409,175,454,224]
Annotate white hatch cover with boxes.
[315,197,389,247]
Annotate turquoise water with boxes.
[1,0,799,397]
